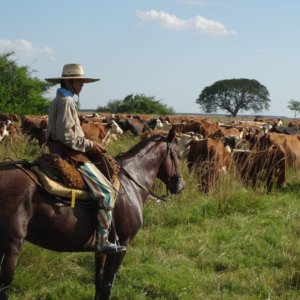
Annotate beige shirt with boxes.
[46,90,93,152]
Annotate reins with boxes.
[120,167,169,202]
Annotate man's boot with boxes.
[95,234,126,255]
[94,209,126,254]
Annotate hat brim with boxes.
[45,77,100,84]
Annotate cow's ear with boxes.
[167,126,176,142]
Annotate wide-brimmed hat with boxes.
[45,64,100,84]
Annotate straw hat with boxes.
[45,64,100,84]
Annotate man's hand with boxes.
[92,142,106,154]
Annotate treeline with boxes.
[97,93,174,115]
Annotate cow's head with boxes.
[111,120,124,135]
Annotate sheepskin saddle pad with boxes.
[34,154,86,189]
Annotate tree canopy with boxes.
[0,52,51,116]
[196,78,271,117]
[287,99,300,118]
[97,93,175,115]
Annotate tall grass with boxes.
[1,134,300,299]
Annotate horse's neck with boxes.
[120,141,165,189]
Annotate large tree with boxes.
[287,99,300,118]
[97,93,175,115]
[196,78,270,117]
[0,52,51,116]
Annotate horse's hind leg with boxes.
[0,244,23,300]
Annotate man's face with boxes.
[66,79,84,95]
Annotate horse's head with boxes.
[158,127,185,194]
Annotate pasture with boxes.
[1,125,300,299]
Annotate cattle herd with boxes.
[1,112,299,193]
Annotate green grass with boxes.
[2,134,300,299]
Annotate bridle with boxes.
[121,138,182,202]
[166,141,182,182]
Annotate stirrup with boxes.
[95,241,126,254]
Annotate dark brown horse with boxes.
[0,127,185,300]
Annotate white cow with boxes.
[0,124,9,142]
[102,120,124,144]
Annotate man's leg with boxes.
[79,162,126,254]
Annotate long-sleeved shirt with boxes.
[46,88,93,152]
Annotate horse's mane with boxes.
[115,135,166,162]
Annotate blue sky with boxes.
[1,0,300,117]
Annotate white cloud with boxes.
[136,10,236,35]
[0,39,55,60]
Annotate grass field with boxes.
[1,132,300,299]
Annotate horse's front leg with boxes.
[94,253,106,300]
[94,251,127,300]
[0,249,22,300]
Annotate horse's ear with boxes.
[167,126,176,142]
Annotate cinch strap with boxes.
[71,189,76,208]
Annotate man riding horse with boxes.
[45,63,126,254]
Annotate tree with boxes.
[196,78,271,117]
[287,99,300,118]
[97,99,123,113]
[97,93,175,115]
[0,52,52,116]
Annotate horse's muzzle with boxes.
[169,176,185,194]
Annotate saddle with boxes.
[32,154,89,200]
[32,153,121,201]
[31,165,90,200]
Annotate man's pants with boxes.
[79,162,117,239]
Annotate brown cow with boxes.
[250,132,300,169]
[173,121,220,138]
[187,138,231,193]
[0,113,19,123]
[232,147,286,192]
[81,120,123,143]
[78,113,107,124]
[254,117,283,127]
[288,120,300,129]
[0,121,19,146]
[211,126,243,139]
[21,115,48,146]
[7,123,19,138]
